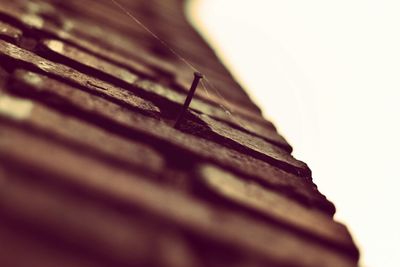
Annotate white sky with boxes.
[187,1,400,266]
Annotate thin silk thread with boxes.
[109,0,250,131]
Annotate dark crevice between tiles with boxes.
[0,64,10,90]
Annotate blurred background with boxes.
[187,1,400,266]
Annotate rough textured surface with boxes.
[0,0,359,266]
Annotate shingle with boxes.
[0,64,8,89]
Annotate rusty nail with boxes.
[174,72,203,128]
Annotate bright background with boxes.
[187,1,400,266]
